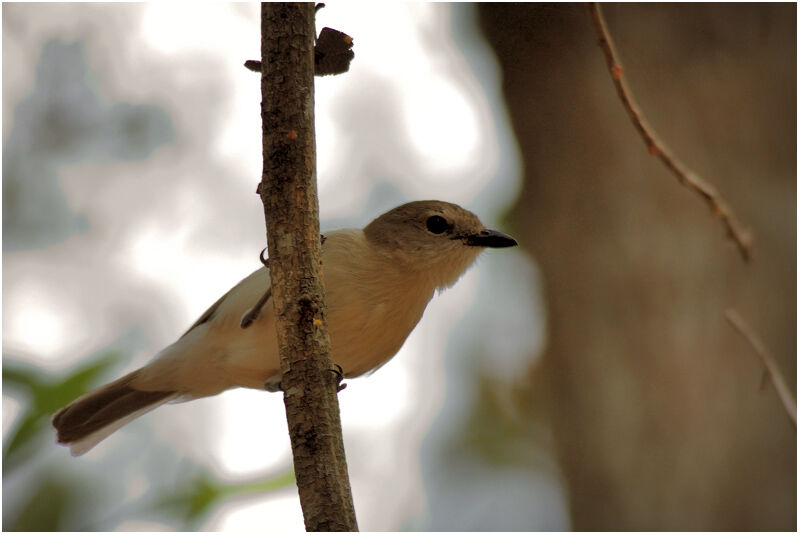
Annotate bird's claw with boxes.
[330,364,347,392]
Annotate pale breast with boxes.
[322,231,434,376]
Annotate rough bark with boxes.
[259,3,358,531]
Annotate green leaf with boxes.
[36,351,122,414]
[3,414,48,470]
[5,477,73,531]
[2,364,46,393]
[218,469,296,497]
[2,352,123,471]
[152,468,295,528]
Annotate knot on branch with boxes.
[297,294,321,316]
[314,27,354,76]
[244,27,354,77]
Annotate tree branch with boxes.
[588,3,753,262]
[724,309,796,428]
[259,3,357,530]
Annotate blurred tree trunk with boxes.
[479,3,795,530]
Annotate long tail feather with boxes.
[52,370,176,456]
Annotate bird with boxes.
[52,200,518,455]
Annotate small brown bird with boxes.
[52,200,517,455]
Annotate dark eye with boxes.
[426,215,449,234]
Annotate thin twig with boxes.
[725,309,796,428]
[244,59,261,72]
[588,3,752,262]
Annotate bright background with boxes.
[5,3,794,531]
[3,3,561,531]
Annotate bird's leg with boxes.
[264,365,344,393]
[318,233,343,392]
[260,236,340,387]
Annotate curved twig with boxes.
[588,3,752,262]
[725,309,796,428]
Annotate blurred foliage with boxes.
[3,351,122,473]
[5,476,74,531]
[153,468,295,529]
[459,372,552,469]
[3,353,295,530]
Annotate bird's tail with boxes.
[52,370,177,456]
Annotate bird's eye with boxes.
[426,215,449,234]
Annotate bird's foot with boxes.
[264,377,282,393]
[264,366,345,393]
[330,364,347,392]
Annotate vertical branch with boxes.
[259,3,358,531]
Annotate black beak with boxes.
[463,229,518,248]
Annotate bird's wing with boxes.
[178,235,328,340]
[178,286,236,339]
[179,266,272,339]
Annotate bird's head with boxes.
[363,200,517,290]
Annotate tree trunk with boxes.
[479,3,796,530]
